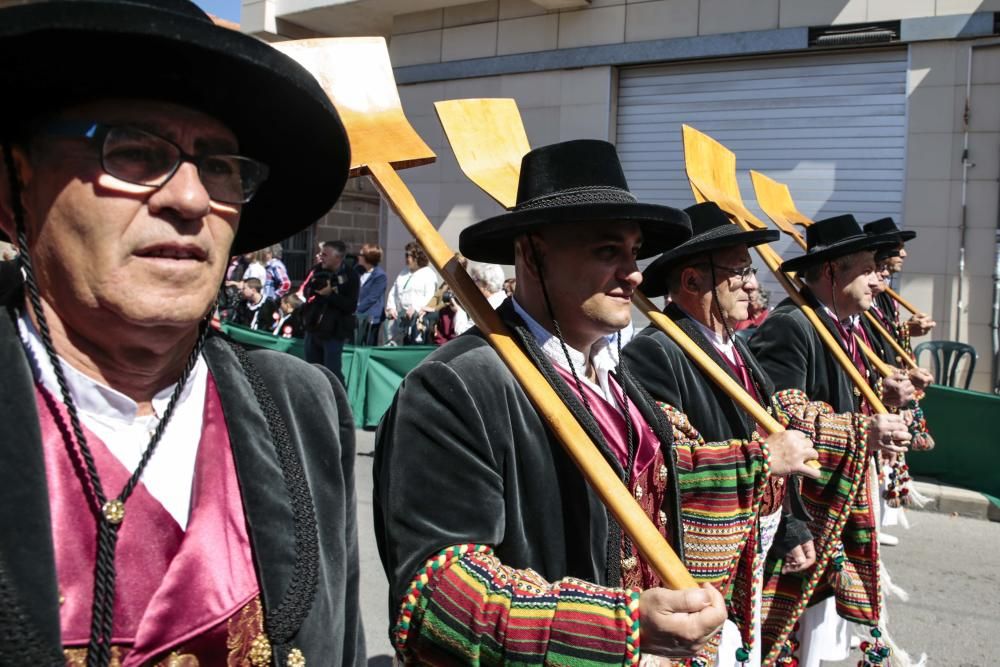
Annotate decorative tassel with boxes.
[858,627,891,666]
[831,548,856,592]
[905,402,935,451]
[775,625,801,666]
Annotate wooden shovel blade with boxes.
[681,125,767,230]
[750,170,810,249]
[434,98,530,209]
[273,37,435,176]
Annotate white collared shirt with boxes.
[819,302,859,352]
[511,298,622,406]
[678,305,738,365]
[18,315,207,530]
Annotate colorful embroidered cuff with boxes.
[395,544,643,666]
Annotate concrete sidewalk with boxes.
[910,478,999,522]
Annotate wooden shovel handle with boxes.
[634,293,822,470]
[634,293,783,434]
[884,286,919,316]
[367,161,697,590]
[716,212,891,415]
[863,312,917,370]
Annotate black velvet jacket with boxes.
[373,299,684,621]
[0,292,364,666]
[622,304,811,552]
[624,304,775,442]
[861,314,896,366]
[749,292,878,414]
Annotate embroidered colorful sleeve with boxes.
[770,389,868,483]
[393,544,642,666]
[656,403,767,586]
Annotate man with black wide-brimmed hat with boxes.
[375,140,731,664]
[0,2,363,664]
[749,215,917,666]
[863,218,935,350]
[624,203,917,666]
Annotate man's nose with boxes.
[147,161,212,219]
[620,261,642,287]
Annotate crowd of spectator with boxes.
[216,238,512,384]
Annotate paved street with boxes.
[354,429,1000,666]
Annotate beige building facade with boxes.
[244,0,1000,392]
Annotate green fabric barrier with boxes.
[220,322,307,358]
[220,323,433,428]
[906,384,1000,506]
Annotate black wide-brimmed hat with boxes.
[863,217,916,243]
[640,202,777,297]
[459,140,691,264]
[781,214,898,273]
[0,0,350,254]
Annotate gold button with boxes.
[634,485,643,500]
[287,648,306,667]
[249,634,272,666]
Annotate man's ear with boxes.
[823,261,835,285]
[681,266,701,294]
[514,234,545,281]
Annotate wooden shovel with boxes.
[434,98,799,441]
[681,125,892,414]
[274,40,696,590]
[751,170,921,317]
[750,170,918,370]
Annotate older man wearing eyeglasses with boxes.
[623,203,911,666]
[0,1,363,664]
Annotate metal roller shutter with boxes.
[616,49,908,265]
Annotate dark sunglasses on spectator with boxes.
[41,121,269,204]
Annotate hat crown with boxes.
[684,201,733,236]
[862,217,899,235]
[514,140,635,210]
[8,0,209,21]
[804,214,865,251]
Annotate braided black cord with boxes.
[707,260,772,424]
[3,146,109,512]
[121,325,207,502]
[512,324,622,587]
[4,142,206,666]
[614,332,637,561]
[528,236,638,587]
[226,341,319,657]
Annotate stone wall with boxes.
[314,176,383,251]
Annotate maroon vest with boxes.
[36,374,262,664]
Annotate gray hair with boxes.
[268,243,283,259]
[467,261,506,294]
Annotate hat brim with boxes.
[899,230,917,242]
[781,232,899,273]
[640,226,778,298]
[0,3,350,254]
[459,202,692,264]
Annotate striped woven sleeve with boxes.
[770,389,869,482]
[393,544,642,666]
[655,403,768,588]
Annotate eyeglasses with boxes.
[695,262,758,283]
[41,121,269,204]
